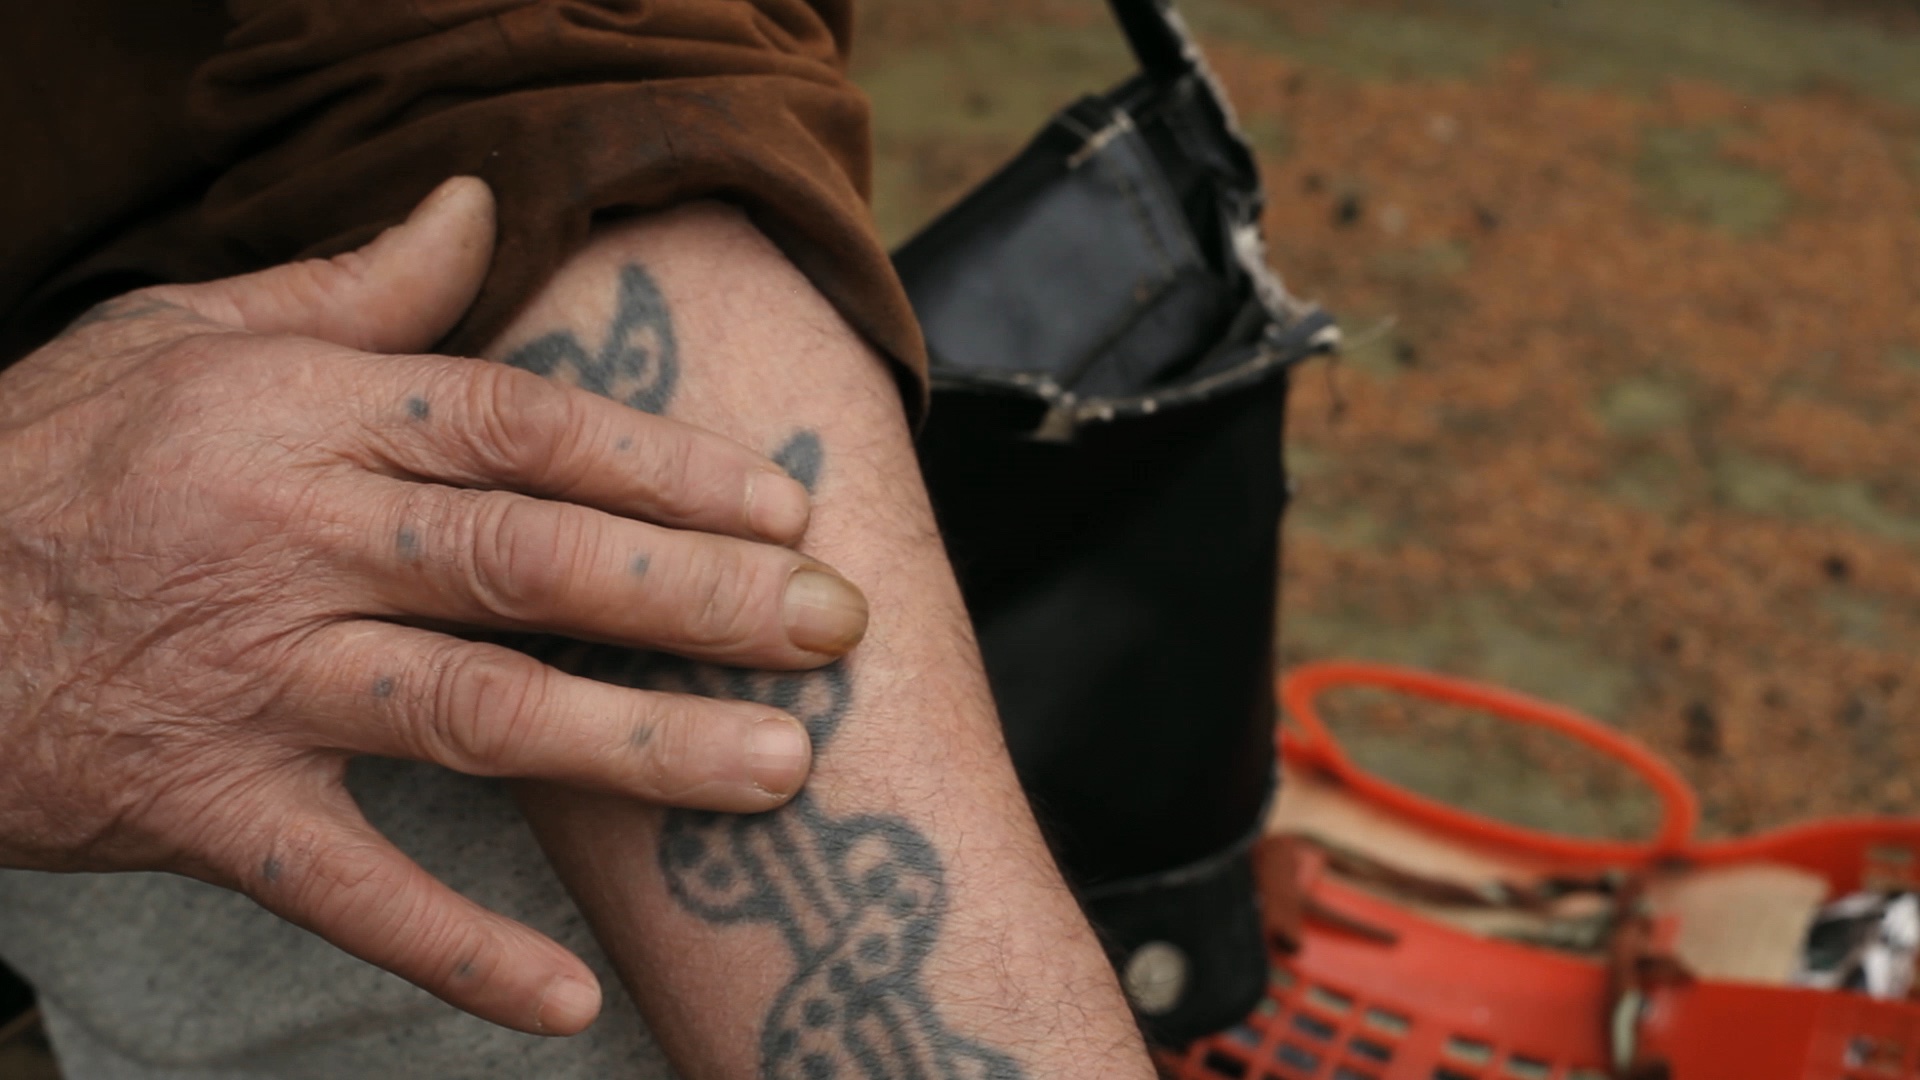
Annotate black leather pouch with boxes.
[901,0,1336,1045]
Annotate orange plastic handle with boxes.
[1279,660,1700,866]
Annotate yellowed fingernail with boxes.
[535,976,601,1035]
[747,717,812,796]
[782,568,868,654]
[747,470,811,543]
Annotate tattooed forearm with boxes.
[513,268,1026,1078]
[595,651,1022,1080]
[549,445,1024,1080]
[505,264,678,414]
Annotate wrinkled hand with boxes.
[0,179,868,1034]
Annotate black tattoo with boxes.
[506,267,1025,1077]
[630,554,652,579]
[395,527,421,561]
[773,431,825,494]
[543,650,1021,1080]
[504,264,679,415]
[260,856,283,883]
[372,676,396,699]
[406,396,431,421]
[535,436,1023,1079]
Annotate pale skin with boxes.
[0,180,861,1034]
[0,178,1156,1074]
[490,203,1156,1075]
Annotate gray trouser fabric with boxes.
[0,759,676,1078]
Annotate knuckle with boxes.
[461,363,574,484]
[436,930,503,989]
[368,882,461,973]
[426,644,551,771]
[463,494,580,620]
[637,430,708,521]
[253,816,381,911]
[630,696,707,800]
[390,481,475,564]
[295,845,440,961]
[680,545,781,649]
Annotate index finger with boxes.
[334,352,812,545]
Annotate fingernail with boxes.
[746,470,812,543]
[748,717,812,796]
[535,976,601,1035]
[782,568,869,654]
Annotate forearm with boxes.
[486,204,1153,1076]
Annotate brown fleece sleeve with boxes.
[187,0,926,400]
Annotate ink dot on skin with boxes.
[406,396,430,421]
[615,436,633,452]
[395,527,421,561]
[769,1030,797,1058]
[371,676,395,699]
[629,723,655,749]
[803,999,833,1028]
[801,1053,835,1080]
[629,554,651,578]
[260,856,282,883]
[454,960,476,981]
[772,431,824,494]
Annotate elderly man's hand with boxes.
[0,179,865,1033]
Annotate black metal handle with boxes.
[1106,0,1194,80]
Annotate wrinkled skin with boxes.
[0,179,866,1035]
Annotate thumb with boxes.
[173,176,497,353]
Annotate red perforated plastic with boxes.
[1158,662,1920,1080]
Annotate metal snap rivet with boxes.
[1123,940,1189,1016]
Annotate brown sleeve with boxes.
[188,0,926,402]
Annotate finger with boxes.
[289,622,813,810]
[349,482,867,667]
[164,176,496,352]
[342,355,810,545]
[234,786,601,1036]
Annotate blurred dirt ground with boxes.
[854,0,1920,840]
[5,0,1918,1071]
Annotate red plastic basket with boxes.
[1157,661,1920,1080]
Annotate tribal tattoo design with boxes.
[512,269,1025,1078]
[546,637,1025,1079]
[639,655,1020,1080]
[505,263,678,414]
